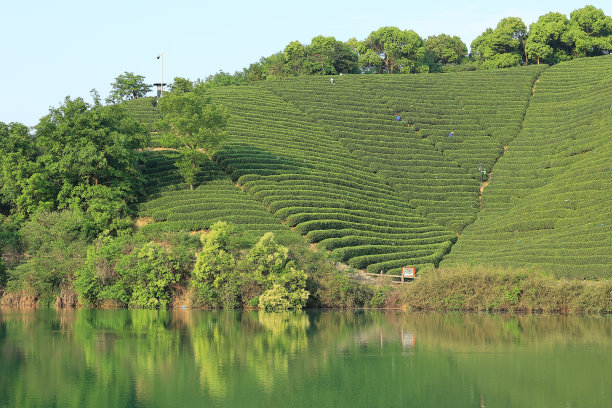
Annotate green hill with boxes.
[440,56,612,278]
[128,56,612,278]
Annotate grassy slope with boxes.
[441,56,612,278]
[128,58,611,278]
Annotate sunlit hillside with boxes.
[129,57,612,278]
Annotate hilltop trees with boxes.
[0,100,148,236]
[525,12,572,64]
[471,17,528,69]
[278,36,359,76]
[358,27,428,73]
[157,84,229,190]
[198,5,611,84]
[424,34,468,71]
[567,5,612,57]
[107,72,152,103]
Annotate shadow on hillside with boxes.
[139,150,229,197]
[213,143,307,182]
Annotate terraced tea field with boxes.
[441,56,612,278]
[264,66,545,232]
[138,150,300,245]
[129,57,612,278]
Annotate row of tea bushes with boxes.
[209,86,455,272]
[442,56,612,278]
[138,150,299,245]
[122,97,161,131]
[264,66,544,232]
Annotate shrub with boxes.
[247,232,309,311]
[191,221,241,309]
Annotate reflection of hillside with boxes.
[377,312,612,351]
[0,311,610,408]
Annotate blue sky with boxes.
[1,0,609,126]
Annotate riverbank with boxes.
[1,265,610,314]
[383,265,612,314]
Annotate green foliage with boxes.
[107,72,152,103]
[359,26,427,73]
[525,12,572,64]
[0,98,148,237]
[74,233,193,308]
[567,5,612,57]
[191,221,241,309]
[471,17,527,69]
[120,241,180,309]
[424,34,467,71]
[169,77,194,93]
[190,225,309,311]
[157,85,229,189]
[247,232,309,311]
[7,210,87,302]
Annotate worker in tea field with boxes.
[396,113,401,121]
[448,131,454,137]
[330,77,335,85]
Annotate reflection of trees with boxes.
[0,311,610,407]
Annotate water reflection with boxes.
[0,310,610,408]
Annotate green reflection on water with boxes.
[0,310,610,408]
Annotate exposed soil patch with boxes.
[1,291,38,309]
[136,217,153,228]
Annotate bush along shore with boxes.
[2,245,611,314]
[380,266,612,314]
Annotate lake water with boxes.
[0,310,610,408]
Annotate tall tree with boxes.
[424,34,467,71]
[107,72,152,103]
[358,27,428,73]
[33,98,148,236]
[471,17,527,69]
[156,85,229,190]
[0,122,38,217]
[566,5,612,57]
[525,12,572,64]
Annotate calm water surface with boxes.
[0,310,610,408]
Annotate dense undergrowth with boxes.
[383,266,612,313]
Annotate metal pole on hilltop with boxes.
[156,53,164,98]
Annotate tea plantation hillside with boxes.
[138,150,300,245]
[123,97,161,131]
[263,66,546,232]
[208,87,456,273]
[127,59,611,277]
[441,56,612,278]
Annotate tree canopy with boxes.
[567,5,612,57]
[107,72,152,103]
[525,12,572,64]
[358,27,428,73]
[157,84,229,189]
[471,17,528,69]
[0,98,148,236]
[424,34,468,71]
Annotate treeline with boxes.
[206,4,612,85]
[0,86,370,310]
